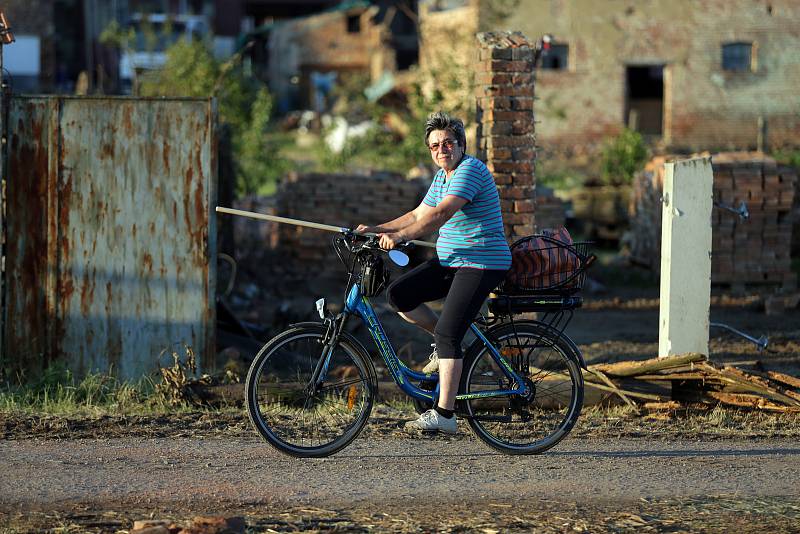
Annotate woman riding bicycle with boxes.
[357,111,511,434]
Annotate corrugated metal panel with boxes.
[5,96,217,379]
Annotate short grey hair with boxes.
[424,111,467,153]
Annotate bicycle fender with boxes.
[287,321,379,385]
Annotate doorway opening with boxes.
[625,65,664,136]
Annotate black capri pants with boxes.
[386,258,508,359]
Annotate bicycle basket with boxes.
[359,253,388,297]
[497,227,593,295]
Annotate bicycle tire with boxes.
[461,321,583,455]
[245,324,376,458]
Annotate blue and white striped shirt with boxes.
[423,155,511,270]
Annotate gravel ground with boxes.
[1,434,799,532]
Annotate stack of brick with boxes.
[475,31,537,240]
[628,153,797,291]
[267,171,427,276]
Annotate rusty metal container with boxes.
[4,96,217,379]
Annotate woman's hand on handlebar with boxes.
[378,232,405,250]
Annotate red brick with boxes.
[511,47,533,61]
[514,199,536,213]
[504,213,529,224]
[481,135,534,148]
[502,187,534,200]
[510,97,534,110]
[487,84,535,97]
[512,120,535,134]
[491,60,533,72]
[486,147,512,159]
[479,96,512,110]
[489,161,533,173]
[512,147,535,160]
[480,47,512,60]
[484,121,514,135]
[481,109,531,121]
[510,173,535,185]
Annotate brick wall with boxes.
[475,31,537,241]
[628,153,797,290]
[259,172,427,276]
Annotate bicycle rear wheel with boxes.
[245,324,375,457]
[461,322,583,454]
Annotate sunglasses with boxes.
[428,139,458,152]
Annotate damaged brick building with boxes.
[423,0,800,151]
[251,0,419,112]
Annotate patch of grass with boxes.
[772,148,800,169]
[0,365,181,416]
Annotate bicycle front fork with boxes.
[310,312,350,390]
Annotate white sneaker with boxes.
[404,409,458,434]
[422,344,439,374]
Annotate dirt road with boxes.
[2,434,799,530]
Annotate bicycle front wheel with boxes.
[461,322,583,455]
[245,324,375,457]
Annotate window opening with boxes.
[722,42,753,72]
[347,14,361,33]
[541,43,568,70]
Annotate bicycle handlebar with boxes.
[341,229,425,255]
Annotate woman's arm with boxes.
[357,201,433,233]
[378,195,467,249]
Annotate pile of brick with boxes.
[628,152,797,291]
[267,171,427,275]
[475,31,537,240]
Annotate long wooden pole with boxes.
[215,206,436,248]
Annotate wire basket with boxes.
[496,234,594,295]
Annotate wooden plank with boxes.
[766,370,800,390]
[633,373,716,381]
[705,392,798,412]
[590,353,707,377]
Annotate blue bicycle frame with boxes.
[341,282,530,403]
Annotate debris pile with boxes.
[584,353,800,413]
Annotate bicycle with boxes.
[245,230,594,458]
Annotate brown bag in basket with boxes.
[502,227,583,293]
